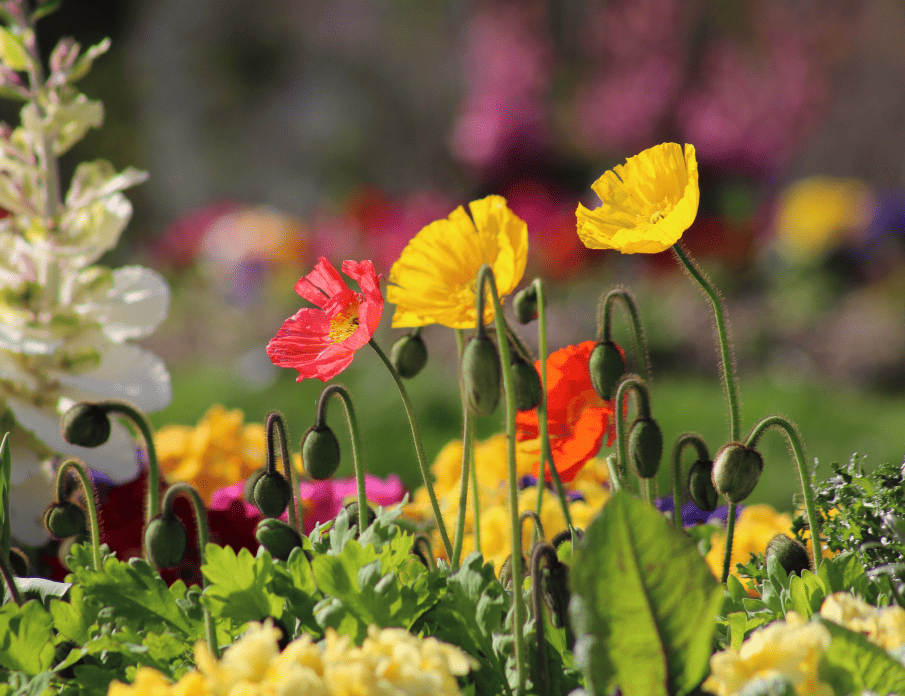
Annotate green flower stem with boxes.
[369,340,454,559]
[670,433,710,530]
[597,288,651,383]
[519,509,544,542]
[530,543,558,696]
[160,483,218,658]
[54,459,103,572]
[314,385,367,535]
[476,263,527,696]
[671,243,741,443]
[721,503,739,584]
[266,413,300,535]
[543,437,574,530]
[412,532,435,571]
[745,415,823,571]
[0,549,21,606]
[452,328,475,569]
[470,437,482,554]
[102,402,162,528]
[605,454,622,493]
[613,376,653,497]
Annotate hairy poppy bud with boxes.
[766,533,811,577]
[144,513,188,569]
[61,403,110,447]
[588,341,625,401]
[253,471,292,518]
[628,417,663,479]
[390,332,428,379]
[44,501,87,539]
[255,518,302,561]
[513,286,540,324]
[511,351,542,411]
[301,426,341,480]
[244,468,266,504]
[342,501,376,535]
[687,459,719,512]
[462,335,501,416]
[712,443,763,503]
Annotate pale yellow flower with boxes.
[387,195,528,328]
[576,143,699,254]
[704,612,832,696]
[820,591,905,651]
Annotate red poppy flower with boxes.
[516,341,616,482]
[267,258,383,381]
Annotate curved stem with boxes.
[519,509,545,544]
[160,483,218,658]
[597,288,651,383]
[670,433,710,530]
[613,376,653,494]
[412,532,435,571]
[476,264,527,696]
[672,243,741,443]
[745,416,822,571]
[314,385,368,535]
[103,402,161,529]
[721,503,739,584]
[55,459,103,572]
[530,543,559,696]
[369,340,453,559]
[452,329,474,569]
[605,454,622,493]
[266,413,300,535]
[0,550,21,605]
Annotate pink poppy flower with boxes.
[267,258,383,381]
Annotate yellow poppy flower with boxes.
[387,195,528,328]
[576,142,699,254]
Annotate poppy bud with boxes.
[61,403,111,447]
[712,443,763,503]
[539,553,571,629]
[253,471,292,518]
[390,332,428,379]
[43,501,86,539]
[461,334,501,416]
[511,351,542,411]
[588,341,625,401]
[765,533,811,577]
[255,518,303,561]
[144,513,188,569]
[513,286,540,324]
[687,459,719,512]
[498,553,528,590]
[342,500,376,535]
[244,468,266,504]
[301,425,341,480]
[628,417,663,479]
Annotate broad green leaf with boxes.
[201,545,284,625]
[818,618,905,695]
[13,577,71,605]
[0,27,28,71]
[788,571,825,619]
[50,584,97,644]
[0,601,55,675]
[569,491,725,696]
[728,612,747,650]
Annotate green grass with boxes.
[149,350,905,515]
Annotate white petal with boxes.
[74,266,170,341]
[8,465,54,547]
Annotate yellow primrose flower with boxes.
[387,195,528,328]
[820,591,905,651]
[704,612,832,696]
[576,142,699,254]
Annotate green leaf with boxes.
[788,570,825,619]
[13,577,71,606]
[201,544,285,625]
[30,0,63,23]
[0,432,10,561]
[569,491,725,696]
[50,584,97,644]
[0,601,55,675]
[818,617,905,695]
[0,27,28,71]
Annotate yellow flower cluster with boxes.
[405,434,609,570]
[155,405,299,505]
[704,611,832,696]
[820,591,905,650]
[109,622,477,696]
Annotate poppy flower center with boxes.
[329,298,361,343]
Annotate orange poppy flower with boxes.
[516,341,616,482]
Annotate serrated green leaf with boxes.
[50,584,96,644]
[728,612,747,650]
[0,27,28,71]
[788,571,825,619]
[201,545,284,625]
[569,491,725,696]
[818,617,905,694]
[0,601,54,675]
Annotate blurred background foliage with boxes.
[21,0,905,510]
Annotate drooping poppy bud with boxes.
[510,351,542,411]
[61,403,111,447]
[498,553,528,590]
[255,518,303,561]
[253,471,292,518]
[765,533,811,577]
[144,513,188,569]
[461,334,501,416]
[686,459,719,512]
[244,468,266,504]
[588,340,625,401]
[513,286,540,324]
[390,331,428,379]
[628,417,663,479]
[43,501,87,539]
[301,425,341,480]
[711,443,764,503]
